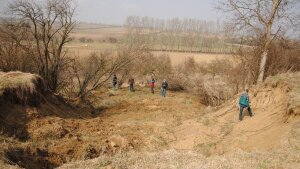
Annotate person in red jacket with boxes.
[150,77,155,94]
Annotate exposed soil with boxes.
[1,73,300,169]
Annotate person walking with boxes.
[161,79,168,97]
[128,78,135,92]
[112,74,118,90]
[150,77,155,94]
[239,89,254,121]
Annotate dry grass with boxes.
[58,147,300,169]
[0,136,21,169]
[0,161,20,169]
[152,51,231,65]
[66,47,231,66]
[0,71,44,104]
[265,72,300,118]
[71,25,126,40]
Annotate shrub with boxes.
[108,37,118,43]
[86,38,94,43]
[79,37,86,43]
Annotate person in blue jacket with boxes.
[239,89,253,121]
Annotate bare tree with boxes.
[73,47,149,99]
[72,52,114,98]
[0,19,36,72]
[7,0,76,92]
[218,0,299,82]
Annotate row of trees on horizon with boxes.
[123,15,235,54]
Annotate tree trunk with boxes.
[257,50,268,83]
[257,25,272,83]
[245,70,251,89]
[257,0,279,83]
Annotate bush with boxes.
[108,37,118,43]
[165,73,186,91]
[86,38,94,43]
[79,37,86,43]
[0,28,36,72]
[266,40,300,76]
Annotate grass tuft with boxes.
[0,71,45,105]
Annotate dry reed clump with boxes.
[190,75,234,106]
[0,71,45,105]
[166,73,187,91]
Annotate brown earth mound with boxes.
[0,71,97,168]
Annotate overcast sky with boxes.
[75,0,222,24]
[0,0,222,25]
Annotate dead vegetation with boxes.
[263,72,300,120]
[0,71,45,105]
[58,146,300,169]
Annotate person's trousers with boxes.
[161,88,167,97]
[239,104,253,121]
[130,84,134,92]
[151,87,154,94]
[113,83,117,89]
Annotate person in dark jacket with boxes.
[239,89,253,121]
[112,74,118,90]
[161,79,168,97]
[128,78,135,92]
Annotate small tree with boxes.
[7,0,76,92]
[73,50,144,99]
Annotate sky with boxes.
[0,0,223,25]
[75,0,222,25]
